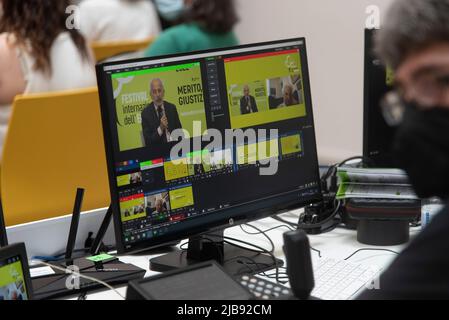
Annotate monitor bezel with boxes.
[363,28,396,167]
[96,37,323,254]
[0,243,33,300]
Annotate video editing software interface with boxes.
[0,255,29,300]
[99,39,321,251]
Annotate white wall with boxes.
[234,0,394,164]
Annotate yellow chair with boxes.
[1,88,110,226]
[91,38,154,62]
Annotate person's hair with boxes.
[375,0,449,70]
[186,0,238,34]
[283,83,294,94]
[0,0,89,75]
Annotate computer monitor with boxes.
[0,243,33,300]
[363,28,397,167]
[96,38,322,275]
[0,201,8,248]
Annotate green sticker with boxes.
[87,254,115,263]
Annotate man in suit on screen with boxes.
[240,85,258,115]
[141,78,183,147]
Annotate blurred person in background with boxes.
[0,0,96,154]
[146,0,238,57]
[151,0,182,30]
[79,0,161,42]
[358,0,449,299]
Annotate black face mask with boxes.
[392,105,449,199]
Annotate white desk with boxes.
[71,208,420,300]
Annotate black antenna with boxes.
[65,188,85,263]
[90,205,113,256]
[0,200,8,247]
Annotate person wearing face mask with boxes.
[358,0,449,299]
[146,0,239,57]
[153,0,186,29]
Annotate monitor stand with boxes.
[150,230,283,276]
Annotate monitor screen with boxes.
[97,38,322,254]
[363,29,397,167]
[0,254,29,300]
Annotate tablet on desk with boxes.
[0,243,33,300]
[30,255,146,300]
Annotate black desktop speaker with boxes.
[283,230,315,300]
[345,198,421,246]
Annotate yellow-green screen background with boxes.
[225,51,307,128]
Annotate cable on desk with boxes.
[310,246,322,258]
[241,220,322,259]
[180,234,273,263]
[313,220,341,234]
[260,270,290,284]
[272,213,342,232]
[344,248,400,261]
[179,241,188,251]
[179,228,288,284]
[223,239,280,283]
[225,256,271,274]
[178,231,282,283]
[260,266,288,277]
[37,261,126,300]
[264,275,289,284]
[205,234,282,284]
[271,216,297,227]
[222,238,271,256]
[228,255,290,285]
[239,224,277,253]
[240,223,294,235]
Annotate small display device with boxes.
[0,243,33,300]
[127,261,253,300]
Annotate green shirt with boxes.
[144,23,239,57]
